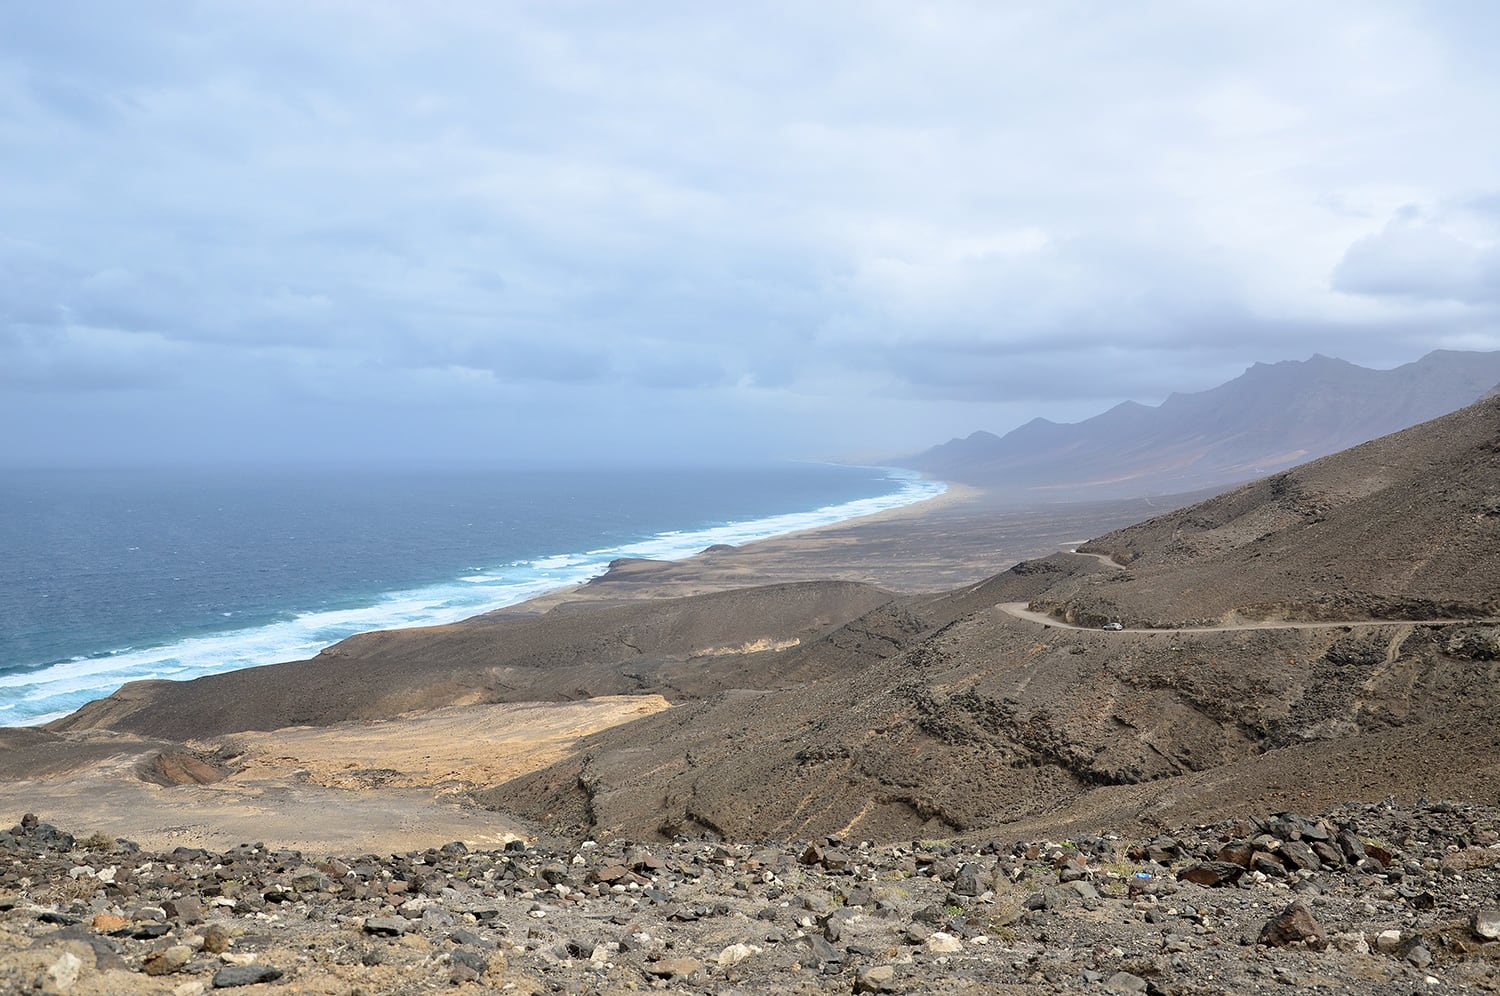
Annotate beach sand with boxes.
[498,484,1176,614]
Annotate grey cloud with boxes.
[4,2,1500,465]
[0,323,189,391]
[1333,209,1500,304]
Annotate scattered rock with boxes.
[211,964,283,988]
[924,931,963,954]
[0,805,1494,994]
[1105,970,1148,993]
[363,915,411,937]
[717,942,759,967]
[1176,861,1244,887]
[854,964,899,993]
[47,951,83,992]
[142,944,193,976]
[645,957,701,979]
[90,913,129,932]
[1259,901,1327,950]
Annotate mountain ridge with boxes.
[903,348,1500,499]
[45,394,1500,847]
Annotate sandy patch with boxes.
[220,695,671,792]
[0,696,669,854]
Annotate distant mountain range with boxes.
[901,349,1500,499]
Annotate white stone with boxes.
[924,931,963,953]
[1374,929,1402,953]
[47,952,82,992]
[717,943,761,967]
[1332,932,1370,955]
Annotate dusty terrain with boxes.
[0,697,667,855]
[18,400,1500,851]
[11,486,1180,855]
[2,803,1497,994]
[5,397,1500,992]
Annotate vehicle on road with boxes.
[1101,622,1124,631]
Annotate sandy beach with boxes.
[499,483,1179,614]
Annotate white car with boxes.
[1101,622,1124,631]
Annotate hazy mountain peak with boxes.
[903,349,1500,499]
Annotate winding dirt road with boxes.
[1001,550,1500,633]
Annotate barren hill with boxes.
[33,396,1500,847]
[1053,394,1500,627]
[48,581,896,741]
[480,397,1500,841]
[904,349,1500,499]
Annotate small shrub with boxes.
[82,832,114,851]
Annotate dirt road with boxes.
[998,600,1499,633]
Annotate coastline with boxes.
[3,482,1182,852]
[6,467,946,727]
[496,482,1174,615]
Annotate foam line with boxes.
[3,469,943,725]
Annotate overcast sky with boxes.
[3,1,1498,467]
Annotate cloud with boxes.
[3,2,1500,463]
[1333,207,1500,304]
[0,322,190,391]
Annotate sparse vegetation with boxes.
[81,831,114,851]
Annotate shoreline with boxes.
[8,468,948,728]
[2,483,1190,852]
[497,482,1178,616]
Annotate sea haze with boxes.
[0,465,943,726]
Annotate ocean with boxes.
[0,464,942,727]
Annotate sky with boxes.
[2,1,1499,467]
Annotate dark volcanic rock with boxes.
[0,804,1495,994]
[1176,861,1245,887]
[212,964,284,988]
[1258,900,1327,950]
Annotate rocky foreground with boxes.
[2,803,1498,995]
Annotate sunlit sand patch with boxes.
[0,696,670,853]
[215,695,673,791]
[696,637,800,655]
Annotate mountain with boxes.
[903,349,1500,498]
[47,396,1500,846]
[1054,392,1500,625]
[475,395,1500,840]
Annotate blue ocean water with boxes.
[0,465,942,726]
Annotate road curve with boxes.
[998,601,1500,634]
[1003,550,1500,632]
[1062,548,1126,572]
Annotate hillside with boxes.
[904,349,1500,499]
[1056,394,1500,627]
[31,396,1500,851]
[481,396,1500,841]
